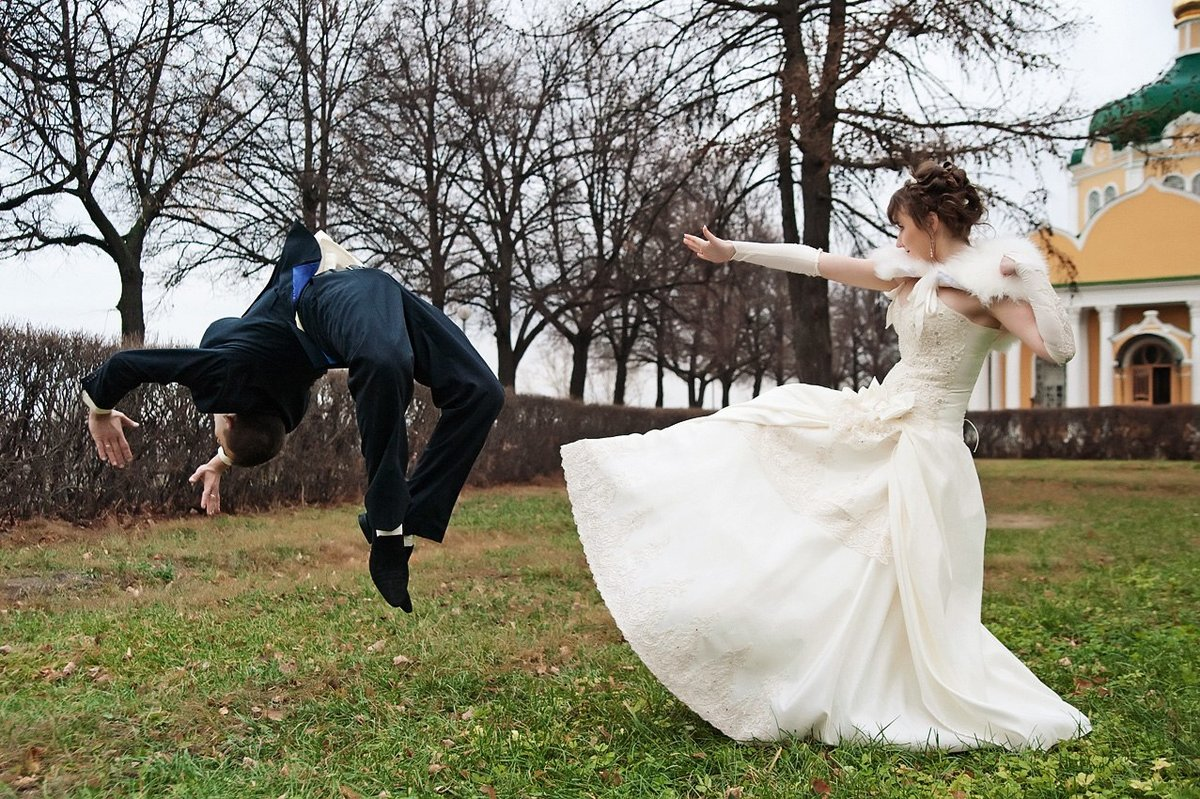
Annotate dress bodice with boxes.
[881,289,1004,427]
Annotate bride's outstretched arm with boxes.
[989,257,1076,365]
[682,226,897,291]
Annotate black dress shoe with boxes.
[369,535,414,613]
[358,512,375,545]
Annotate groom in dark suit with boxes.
[82,223,505,612]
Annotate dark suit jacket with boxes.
[80,223,329,432]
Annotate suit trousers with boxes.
[297,269,504,540]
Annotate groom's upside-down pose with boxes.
[82,223,505,612]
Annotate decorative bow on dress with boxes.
[883,263,965,337]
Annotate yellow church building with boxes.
[972,0,1200,410]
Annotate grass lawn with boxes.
[1,461,1197,798]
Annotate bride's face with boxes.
[894,211,935,262]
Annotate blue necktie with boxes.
[291,259,322,306]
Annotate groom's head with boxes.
[215,413,287,466]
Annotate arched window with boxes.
[1164,174,1186,191]
[1125,337,1177,405]
[1192,173,1200,195]
[1087,190,1101,218]
[1104,185,1117,204]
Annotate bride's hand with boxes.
[682,226,736,263]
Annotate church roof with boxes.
[1087,53,1200,151]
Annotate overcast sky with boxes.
[0,0,1181,402]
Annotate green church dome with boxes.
[1087,52,1200,152]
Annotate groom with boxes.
[82,222,505,612]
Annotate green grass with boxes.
[0,463,1197,798]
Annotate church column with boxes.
[1189,300,1200,404]
[1097,305,1117,406]
[1066,306,1089,407]
[1005,340,1022,409]
[989,352,1003,410]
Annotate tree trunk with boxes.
[116,255,146,345]
[777,82,832,388]
[655,355,665,408]
[613,357,628,405]
[568,332,591,400]
[790,143,834,388]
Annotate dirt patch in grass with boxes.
[0,572,99,600]
[988,513,1056,530]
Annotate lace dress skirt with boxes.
[560,380,1091,749]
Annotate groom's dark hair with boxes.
[226,413,287,467]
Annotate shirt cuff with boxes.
[216,447,234,467]
[82,390,112,414]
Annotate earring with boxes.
[929,240,935,261]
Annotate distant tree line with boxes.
[0,0,1078,406]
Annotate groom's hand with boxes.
[87,409,139,468]
[189,455,229,516]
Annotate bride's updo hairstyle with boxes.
[887,160,986,242]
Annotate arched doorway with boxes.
[1119,336,1178,405]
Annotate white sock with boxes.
[375,525,414,547]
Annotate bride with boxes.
[560,161,1091,749]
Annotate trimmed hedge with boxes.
[969,405,1200,460]
[2,322,1197,528]
[0,323,700,527]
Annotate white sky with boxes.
[0,0,1180,406]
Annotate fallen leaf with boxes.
[481,787,498,799]
[811,778,832,797]
[1058,657,1072,666]
[725,789,745,799]
[266,709,285,722]
[242,756,257,768]
[61,661,78,677]
[428,763,446,775]
[392,655,412,666]
[13,775,38,789]
[218,706,230,716]
[0,645,13,655]
[367,640,385,653]
[339,787,362,799]
[459,708,475,721]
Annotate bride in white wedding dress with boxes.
[560,161,1091,750]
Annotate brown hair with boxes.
[887,160,985,241]
[225,413,287,467]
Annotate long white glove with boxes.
[731,241,822,277]
[1012,262,1075,365]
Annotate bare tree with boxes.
[829,282,897,390]
[604,0,1080,389]
[350,0,476,308]
[169,0,387,282]
[450,5,571,389]
[533,17,699,401]
[0,0,273,342]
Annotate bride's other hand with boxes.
[682,225,736,263]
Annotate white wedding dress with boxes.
[560,285,1091,749]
